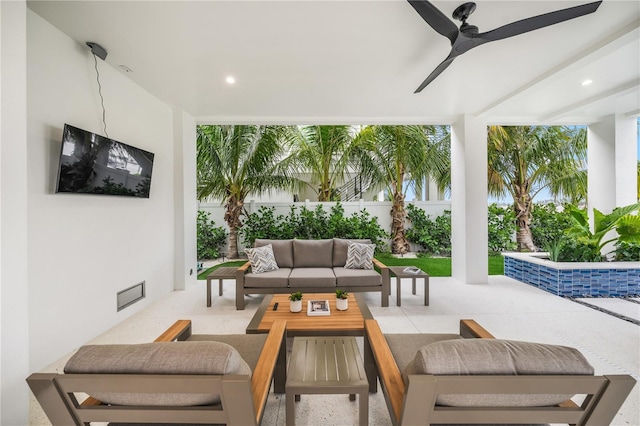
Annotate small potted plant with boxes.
[289,291,303,313]
[335,289,349,311]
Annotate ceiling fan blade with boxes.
[408,0,459,44]
[479,1,602,43]
[415,56,455,93]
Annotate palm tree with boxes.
[360,125,450,254]
[289,125,363,201]
[487,125,587,252]
[196,125,301,258]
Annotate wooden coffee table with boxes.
[246,293,376,393]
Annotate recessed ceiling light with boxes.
[225,76,236,85]
[581,79,593,86]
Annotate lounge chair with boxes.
[27,319,286,425]
[365,318,636,426]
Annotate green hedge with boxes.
[239,203,390,252]
[197,211,227,260]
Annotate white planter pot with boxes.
[336,298,348,311]
[290,300,302,313]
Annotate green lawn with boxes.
[377,255,504,276]
[197,260,247,280]
[198,256,504,279]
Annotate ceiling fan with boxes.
[408,0,603,93]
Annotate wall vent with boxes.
[117,281,145,312]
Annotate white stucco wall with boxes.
[174,108,198,290]
[1,2,30,424]
[26,9,176,374]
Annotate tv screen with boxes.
[55,124,154,198]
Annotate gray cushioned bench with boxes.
[236,238,390,310]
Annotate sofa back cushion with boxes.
[293,239,334,268]
[407,338,594,407]
[64,341,251,406]
[332,238,371,267]
[255,239,294,268]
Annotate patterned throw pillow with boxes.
[246,244,279,274]
[345,242,375,270]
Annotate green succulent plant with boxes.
[288,291,303,301]
[335,289,349,299]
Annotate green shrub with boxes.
[615,241,640,261]
[530,203,574,249]
[556,237,602,262]
[487,204,516,254]
[197,211,228,260]
[407,204,517,256]
[239,203,390,252]
[405,204,451,255]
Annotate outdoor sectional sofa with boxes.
[235,238,390,310]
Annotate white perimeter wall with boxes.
[26,10,177,373]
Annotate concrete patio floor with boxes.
[31,274,639,425]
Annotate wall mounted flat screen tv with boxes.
[55,124,154,198]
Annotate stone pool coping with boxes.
[502,252,640,270]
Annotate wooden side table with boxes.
[286,336,368,426]
[205,266,237,307]
[388,266,430,306]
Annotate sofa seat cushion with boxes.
[409,339,594,407]
[288,267,336,287]
[255,239,294,268]
[332,238,371,267]
[333,267,382,287]
[293,239,334,268]
[244,268,291,288]
[64,341,251,406]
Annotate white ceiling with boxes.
[28,0,640,125]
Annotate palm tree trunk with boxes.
[391,191,410,254]
[224,195,244,259]
[514,191,536,252]
[318,185,330,202]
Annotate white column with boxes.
[588,117,617,214]
[614,115,638,208]
[173,109,198,290]
[451,115,488,284]
[587,114,638,215]
[1,1,30,424]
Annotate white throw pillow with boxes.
[344,242,375,270]
[246,244,279,274]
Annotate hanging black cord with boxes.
[92,53,109,138]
